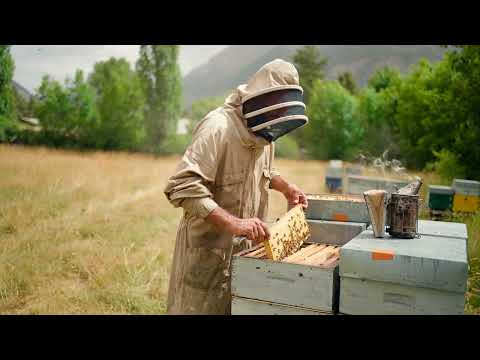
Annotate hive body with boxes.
[428,185,454,211]
[339,229,469,315]
[452,179,480,213]
[232,243,340,314]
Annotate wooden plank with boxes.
[253,251,266,259]
[235,243,264,257]
[231,255,337,311]
[244,245,266,258]
[282,244,326,263]
[232,297,333,315]
[263,205,310,261]
[321,255,340,267]
[302,246,339,266]
[340,277,466,315]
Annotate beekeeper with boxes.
[164,59,309,315]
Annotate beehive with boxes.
[325,163,344,193]
[428,185,454,211]
[452,179,480,213]
[307,219,367,247]
[339,229,468,315]
[231,242,341,314]
[417,220,468,241]
[299,194,369,223]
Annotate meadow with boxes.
[0,144,478,314]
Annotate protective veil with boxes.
[164,59,301,315]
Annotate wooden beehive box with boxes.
[339,229,469,315]
[452,179,480,213]
[231,242,341,315]
[428,185,454,211]
[298,194,370,223]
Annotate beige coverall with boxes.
[164,59,300,315]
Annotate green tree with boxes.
[368,66,402,92]
[305,80,362,160]
[0,45,15,142]
[89,58,146,151]
[34,70,98,148]
[292,45,328,104]
[184,96,224,135]
[292,46,328,149]
[136,45,182,153]
[394,59,458,170]
[443,45,480,179]
[337,71,358,95]
[356,87,400,159]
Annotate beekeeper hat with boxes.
[236,59,308,142]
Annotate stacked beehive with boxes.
[231,243,342,315]
[452,179,480,213]
[339,224,469,315]
[428,185,455,212]
[426,179,480,214]
[325,160,344,193]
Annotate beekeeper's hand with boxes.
[283,183,308,208]
[228,217,270,244]
[206,207,270,244]
[270,176,308,209]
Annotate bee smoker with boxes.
[364,179,423,239]
[386,179,423,239]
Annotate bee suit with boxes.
[164,59,306,315]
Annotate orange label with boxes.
[333,213,349,222]
[372,250,395,261]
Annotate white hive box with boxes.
[307,219,367,247]
[231,243,341,315]
[301,194,370,223]
[452,179,480,196]
[418,220,468,241]
[339,230,469,315]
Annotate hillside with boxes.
[183,45,447,108]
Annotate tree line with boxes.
[184,45,480,181]
[295,45,480,181]
[0,45,183,155]
[2,45,479,180]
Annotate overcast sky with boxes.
[11,45,228,92]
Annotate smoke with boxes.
[356,149,412,180]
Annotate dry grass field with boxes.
[0,144,478,314]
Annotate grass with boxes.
[0,144,478,314]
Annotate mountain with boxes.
[12,80,34,102]
[182,45,447,108]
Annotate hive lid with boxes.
[452,179,480,195]
[418,220,467,240]
[429,185,455,195]
[339,230,468,293]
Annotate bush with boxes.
[275,135,301,159]
[426,149,466,183]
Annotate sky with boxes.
[11,45,229,92]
